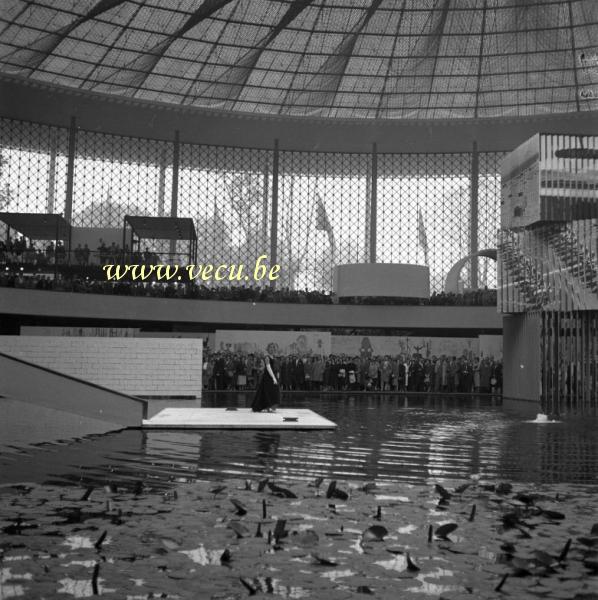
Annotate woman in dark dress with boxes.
[251,351,281,412]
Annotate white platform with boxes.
[142,407,337,430]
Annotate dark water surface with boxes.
[2,394,597,488]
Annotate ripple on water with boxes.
[2,395,598,486]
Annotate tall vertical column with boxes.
[270,139,279,286]
[470,140,479,289]
[46,129,58,214]
[369,142,378,263]
[262,156,270,254]
[64,117,77,223]
[157,146,167,217]
[364,166,371,261]
[169,131,180,257]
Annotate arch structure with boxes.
[444,249,497,294]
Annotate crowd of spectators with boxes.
[0,236,166,267]
[339,289,496,306]
[0,237,68,265]
[0,268,497,306]
[204,351,503,394]
[1,234,498,305]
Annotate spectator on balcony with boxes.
[433,356,443,392]
[346,357,357,390]
[21,241,34,264]
[74,243,85,266]
[233,354,247,390]
[380,357,392,391]
[203,355,213,390]
[13,236,26,260]
[337,359,347,390]
[248,353,260,389]
[312,356,324,390]
[412,357,426,391]
[398,357,408,392]
[45,241,55,262]
[304,357,314,390]
[423,358,434,391]
[491,360,503,395]
[447,357,459,392]
[279,356,292,390]
[97,239,108,265]
[368,357,380,390]
[459,359,473,393]
[293,355,305,391]
[55,241,66,264]
[213,352,226,390]
[109,242,119,263]
[479,358,492,393]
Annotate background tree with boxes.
[0,152,13,211]
[277,175,317,289]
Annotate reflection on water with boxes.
[1,394,597,487]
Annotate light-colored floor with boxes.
[142,407,337,429]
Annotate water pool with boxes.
[1,394,597,488]
[1,394,597,599]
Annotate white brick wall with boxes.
[0,336,202,397]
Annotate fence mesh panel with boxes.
[378,152,471,293]
[72,131,172,227]
[478,151,506,289]
[178,144,271,280]
[0,116,507,293]
[0,117,69,242]
[279,151,370,291]
[70,130,173,258]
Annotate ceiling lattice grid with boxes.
[0,0,596,119]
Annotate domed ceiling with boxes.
[0,0,597,120]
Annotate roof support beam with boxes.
[474,0,488,118]
[424,0,451,115]
[92,0,235,92]
[286,0,384,114]
[376,0,407,119]
[4,0,127,75]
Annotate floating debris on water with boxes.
[0,478,596,598]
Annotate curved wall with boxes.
[1,75,596,153]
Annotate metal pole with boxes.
[364,172,371,261]
[262,157,270,253]
[54,219,58,280]
[470,140,479,289]
[68,223,72,265]
[270,139,279,286]
[46,129,57,214]
[157,147,167,217]
[370,142,378,263]
[169,130,180,258]
[64,117,77,223]
[122,217,127,262]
